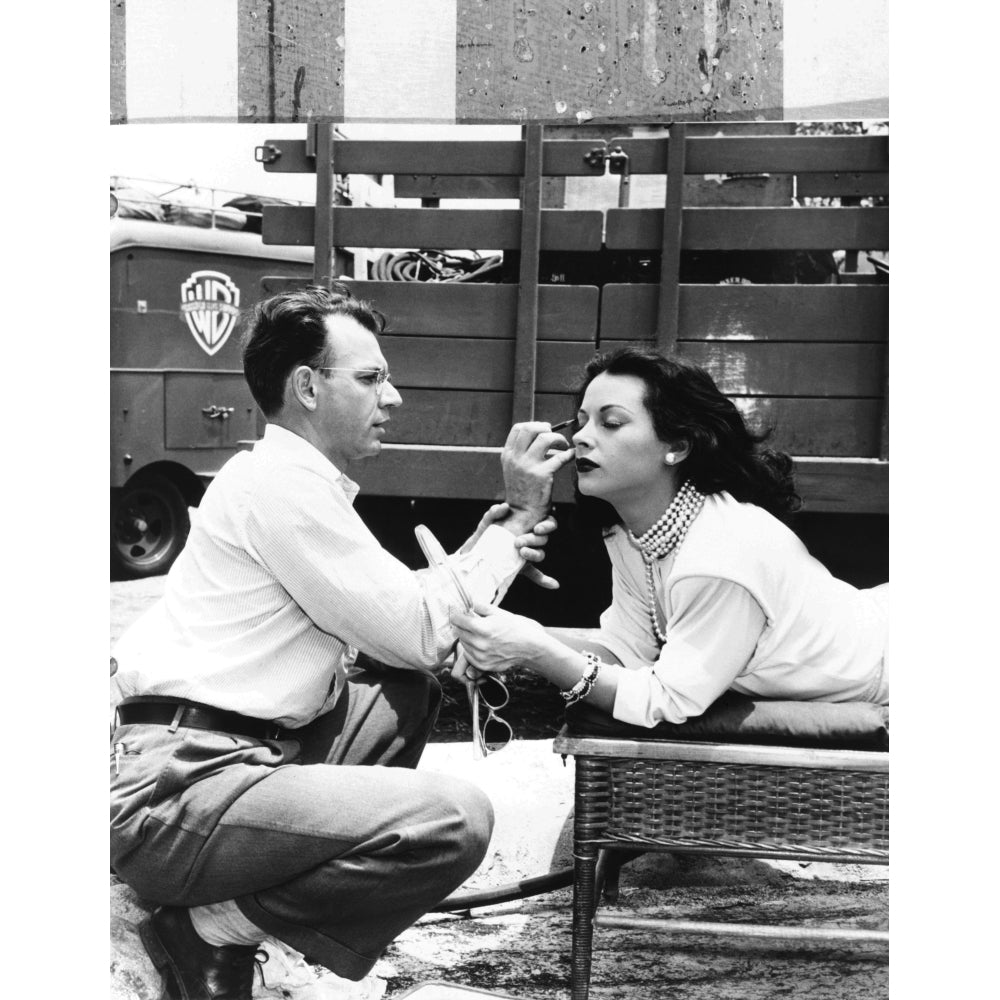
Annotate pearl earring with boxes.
[665,453,676,464]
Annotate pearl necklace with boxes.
[628,479,705,645]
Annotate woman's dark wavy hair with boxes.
[574,347,801,527]
[241,282,386,417]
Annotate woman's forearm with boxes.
[521,628,622,714]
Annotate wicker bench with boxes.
[553,694,889,1000]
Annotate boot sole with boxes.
[138,918,188,1000]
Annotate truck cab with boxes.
[110,209,315,577]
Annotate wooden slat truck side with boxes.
[253,123,887,617]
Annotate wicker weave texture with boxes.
[579,756,888,855]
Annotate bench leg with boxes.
[596,847,644,904]
[571,843,599,1000]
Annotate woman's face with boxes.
[572,372,673,503]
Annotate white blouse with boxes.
[590,492,889,727]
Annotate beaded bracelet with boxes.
[560,651,602,706]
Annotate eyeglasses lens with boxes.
[478,675,509,711]
[481,712,513,753]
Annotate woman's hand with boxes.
[451,602,553,674]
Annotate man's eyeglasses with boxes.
[316,367,392,395]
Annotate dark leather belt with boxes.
[116,698,286,741]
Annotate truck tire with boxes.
[111,473,190,579]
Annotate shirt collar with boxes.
[258,424,361,504]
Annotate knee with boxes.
[451,779,494,862]
[422,778,494,873]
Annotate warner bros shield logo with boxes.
[180,271,242,356]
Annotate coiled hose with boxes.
[371,249,503,283]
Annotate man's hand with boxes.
[461,502,561,590]
[501,422,575,531]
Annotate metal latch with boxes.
[254,144,282,164]
[583,144,631,207]
[607,145,631,207]
[202,405,235,420]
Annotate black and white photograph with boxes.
[102,4,905,999]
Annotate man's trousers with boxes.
[110,667,494,979]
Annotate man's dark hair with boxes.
[241,283,386,417]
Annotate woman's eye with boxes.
[602,421,622,430]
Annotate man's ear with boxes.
[289,366,319,411]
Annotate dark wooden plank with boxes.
[455,0,782,122]
[655,124,686,354]
[599,340,886,397]
[512,124,544,422]
[600,284,888,343]
[264,205,604,250]
[381,337,594,394]
[260,138,606,176]
[383,390,577,446]
[394,175,521,200]
[609,136,889,175]
[351,448,887,512]
[797,173,890,198]
[237,1,344,123]
[313,124,335,285]
[792,459,888,514]
[732,398,883,458]
[606,207,889,251]
[358,282,597,341]
[357,282,599,341]
[370,390,881,457]
[348,445,527,502]
[837,274,888,285]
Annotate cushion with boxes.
[565,691,888,751]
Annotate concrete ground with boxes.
[110,577,888,1000]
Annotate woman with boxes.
[452,347,888,727]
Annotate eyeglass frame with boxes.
[470,673,513,759]
[315,366,393,394]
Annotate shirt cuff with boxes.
[612,665,690,727]
[459,523,524,600]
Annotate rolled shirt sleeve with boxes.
[606,574,767,727]
[245,468,522,671]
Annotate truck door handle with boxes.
[202,405,235,420]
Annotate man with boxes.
[110,284,574,1000]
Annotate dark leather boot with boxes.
[139,906,258,1000]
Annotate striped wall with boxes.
[112,0,888,124]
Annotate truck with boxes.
[111,122,888,624]
[110,182,322,578]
